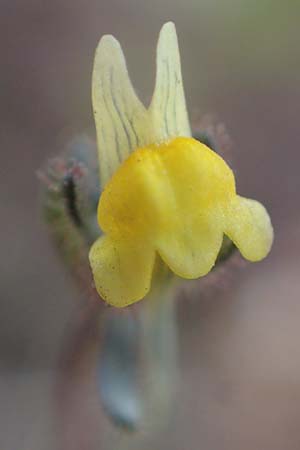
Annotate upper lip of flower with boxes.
[92,21,191,189]
[88,22,274,308]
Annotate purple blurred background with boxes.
[1,0,300,448]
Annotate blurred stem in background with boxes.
[99,259,178,433]
[55,276,179,450]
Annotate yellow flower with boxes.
[89,22,273,307]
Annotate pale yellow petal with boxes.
[89,235,155,307]
[225,196,273,261]
[149,22,191,142]
[92,35,151,188]
[157,221,223,279]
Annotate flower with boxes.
[89,22,273,307]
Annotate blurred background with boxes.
[1,0,300,449]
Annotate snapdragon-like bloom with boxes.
[89,22,273,307]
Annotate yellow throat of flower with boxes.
[89,23,273,307]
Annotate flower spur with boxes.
[89,22,273,307]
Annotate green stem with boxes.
[139,281,178,432]
[98,260,178,435]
